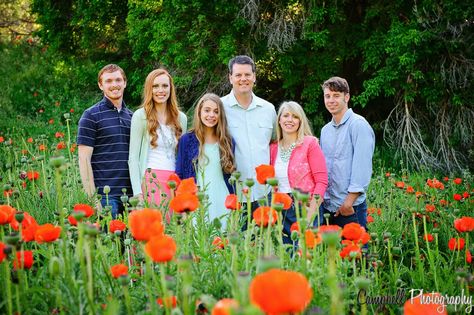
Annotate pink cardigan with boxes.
[270,136,328,198]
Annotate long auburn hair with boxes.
[276,101,313,143]
[141,69,182,148]
[191,93,235,174]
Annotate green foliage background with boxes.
[1,0,473,171]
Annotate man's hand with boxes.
[335,203,355,217]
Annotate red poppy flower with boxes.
[129,208,164,241]
[453,194,462,201]
[340,244,362,260]
[342,222,365,241]
[425,204,436,212]
[13,250,34,269]
[443,176,449,182]
[273,192,292,210]
[454,217,474,233]
[73,204,94,217]
[145,234,177,263]
[224,194,241,210]
[39,144,46,151]
[255,164,275,185]
[439,199,448,206]
[212,298,239,315]
[68,215,78,226]
[367,215,374,223]
[253,206,278,227]
[0,205,15,225]
[167,173,181,189]
[466,250,472,264]
[3,189,13,198]
[453,178,462,185]
[212,236,228,249]
[395,181,405,189]
[0,242,6,263]
[55,132,64,138]
[290,222,299,233]
[49,119,54,124]
[448,237,465,251]
[0,136,4,143]
[109,220,126,233]
[249,269,312,315]
[169,193,200,213]
[156,296,177,308]
[34,223,61,243]
[385,172,390,177]
[406,186,414,193]
[110,264,128,278]
[27,171,39,181]
[404,293,447,315]
[463,191,470,199]
[56,142,66,150]
[423,234,434,242]
[318,225,342,234]
[10,211,37,231]
[175,178,198,195]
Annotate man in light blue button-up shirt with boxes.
[319,77,375,229]
[221,55,277,228]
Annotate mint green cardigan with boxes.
[128,107,187,196]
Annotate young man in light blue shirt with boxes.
[319,77,375,229]
[221,55,277,229]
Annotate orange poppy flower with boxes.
[129,208,164,241]
[305,229,321,249]
[367,215,374,223]
[73,204,94,218]
[395,181,405,188]
[56,141,66,150]
[167,173,181,189]
[34,223,61,243]
[212,236,228,250]
[211,298,239,315]
[255,164,275,185]
[0,205,15,225]
[340,244,362,260]
[273,192,292,210]
[318,224,342,234]
[156,296,178,308]
[27,171,39,181]
[224,194,241,210]
[169,193,200,213]
[406,186,415,193]
[145,234,177,263]
[10,211,37,231]
[425,204,436,212]
[110,264,128,278]
[342,222,365,241]
[14,250,34,270]
[404,293,447,315]
[55,132,64,138]
[109,220,127,233]
[176,178,198,195]
[249,268,312,315]
[253,206,278,227]
[290,222,300,233]
[448,237,465,251]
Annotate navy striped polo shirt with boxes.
[77,97,133,197]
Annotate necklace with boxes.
[279,142,296,162]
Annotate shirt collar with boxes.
[102,97,126,110]
[229,91,262,110]
[331,108,353,127]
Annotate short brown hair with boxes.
[98,64,126,84]
[322,76,349,94]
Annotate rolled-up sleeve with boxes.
[348,119,375,194]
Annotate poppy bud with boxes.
[103,185,111,194]
[119,274,130,286]
[103,205,112,214]
[49,155,66,168]
[120,195,129,204]
[49,256,62,277]
[245,178,255,187]
[167,180,177,189]
[20,156,28,164]
[291,230,299,242]
[128,197,139,207]
[121,188,127,194]
[297,191,310,203]
[257,198,267,206]
[63,113,70,119]
[232,171,241,180]
[4,232,20,246]
[321,231,340,246]
[257,255,281,273]
[124,238,132,246]
[266,177,279,187]
[15,211,24,223]
[3,183,12,191]
[228,232,239,245]
[354,277,371,290]
[197,191,206,201]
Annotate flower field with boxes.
[0,114,473,315]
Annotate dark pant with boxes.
[318,200,368,230]
[240,200,261,231]
[101,196,126,219]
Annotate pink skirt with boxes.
[143,169,175,221]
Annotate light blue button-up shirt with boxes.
[222,91,277,201]
[320,108,375,212]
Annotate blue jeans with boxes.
[317,200,368,230]
[101,196,126,219]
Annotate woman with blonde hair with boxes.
[129,69,187,213]
[270,101,328,243]
[176,93,235,228]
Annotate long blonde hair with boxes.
[191,93,235,174]
[141,69,182,148]
[276,101,313,143]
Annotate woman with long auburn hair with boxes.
[176,93,235,228]
[129,69,187,212]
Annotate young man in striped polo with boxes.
[77,64,133,218]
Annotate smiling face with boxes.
[279,109,301,136]
[323,87,350,120]
[200,100,219,129]
[152,74,171,105]
[98,70,126,102]
[229,63,256,95]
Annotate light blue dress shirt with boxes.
[221,91,277,201]
[320,108,375,212]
